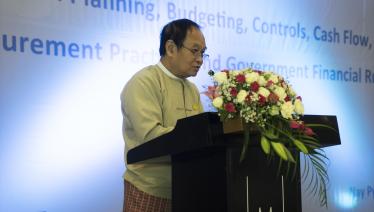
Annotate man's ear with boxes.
[165,40,176,56]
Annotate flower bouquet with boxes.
[204,68,337,207]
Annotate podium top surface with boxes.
[127,112,341,164]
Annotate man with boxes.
[121,19,208,212]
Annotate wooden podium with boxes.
[127,112,340,212]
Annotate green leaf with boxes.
[306,123,338,133]
[261,135,271,154]
[293,139,309,154]
[271,142,288,161]
[283,147,296,163]
[301,149,330,208]
[263,128,278,140]
[239,122,251,162]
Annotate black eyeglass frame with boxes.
[181,45,209,60]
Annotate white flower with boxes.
[288,86,296,97]
[212,97,223,108]
[274,86,287,101]
[280,101,294,119]
[232,70,240,76]
[269,105,280,116]
[258,87,270,98]
[258,76,267,86]
[294,99,304,115]
[251,92,259,101]
[269,74,279,83]
[245,72,259,84]
[214,72,228,84]
[237,90,247,103]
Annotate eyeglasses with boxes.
[181,45,209,60]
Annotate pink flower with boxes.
[290,120,308,131]
[203,86,219,100]
[224,103,236,113]
[304,127,315,136]
[290,120,300,129]
[298,123,306,130]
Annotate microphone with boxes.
[208,69,215,76]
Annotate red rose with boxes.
[268,93,279,103]
[266,80,273,88]
[230,87,238,97]
[250,82,259,92]
[245,94,252,103]
[235,74,246,84]
[224,103,236,113]
[258,94,266,106]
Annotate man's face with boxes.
[174,27,207,78]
